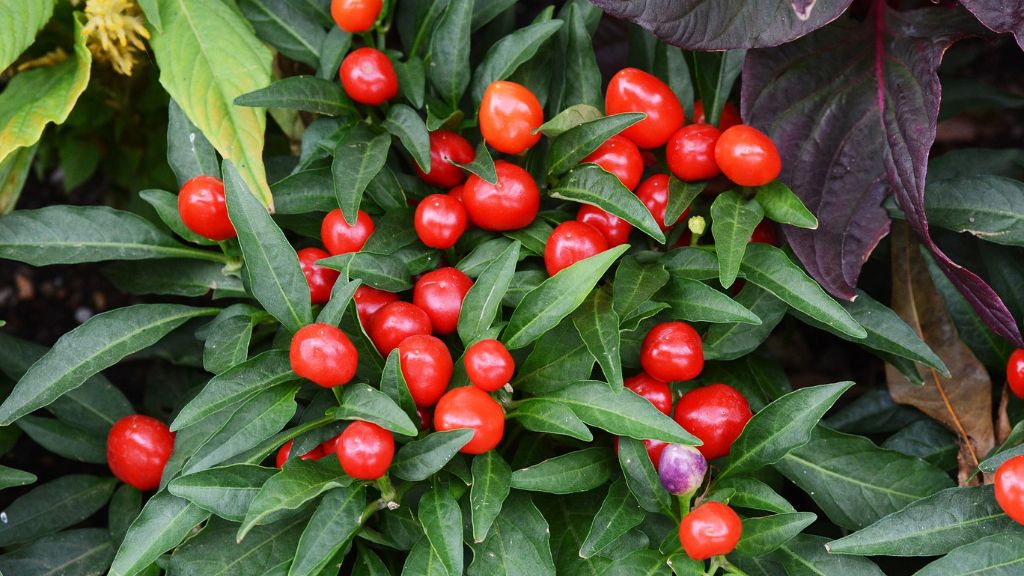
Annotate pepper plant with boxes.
[1,0,1024,575]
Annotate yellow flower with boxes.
[81,0,150,76]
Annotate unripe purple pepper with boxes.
[658,444,707,496]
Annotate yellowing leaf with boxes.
[148,0,274,208]
[0,0,56,72]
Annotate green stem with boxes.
[705,556,723,576]
[721,558,751,576]
[678,493,693,520]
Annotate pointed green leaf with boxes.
[239,0,324,67]
[384,104,431,172]
[167,99,219,188]
[551,165,664,242]
[735,512,816,557]
[109,492,211,576]
[660,277,762,325]
[429,0,473,108]
[772,534,885,576]
[509,398,593,441]
[617,437,672,515]
[419,485,464,576]
[538,104,602,137]
[471,20,564,103]
[459,240,520,345]
[238,458,351,541]
[665,177,704,227]
[580,479,645,558]
[380,348,418,424]
[0,0,55,72]
[391,429,474,481]
[289,485,366,576]
[573,289,624,388]
[453,140,497,184]
[168,464,275,522]
[755,181,818,229]
[547,114,645,176]
[333,382,418,437]
[914,532,1024,576]
[711,189,764,288]
[512,448,614,494]
[235,75,355,116]
[0,475,115,546]
[470,451,512,543]
[612,257,670,320]
[467,492,556,576]
[333,132,391,226]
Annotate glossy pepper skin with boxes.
[107,415,175,491]
[337,421,395,480]
[178,176,235,241]
[398,334,453,407]
[582,134,643,191]
[465,339,515,392]
[679,502,743,560]
[339,47,398,106]
[667,124,722,182]
[674,383,752,460]
[367,301,432,356]
[640,321,704,383]
[624,372,673,415]
[276,440,324,469]
[289,323,359,388]
[463,161,540,231]
[605,68,684,149]
[353,285,399,328]
[297,247,340,305]
[479,81,543,154]
[415,130,474,188]
[1008,349,1024,399]
[544,221,609,276]
[996,454,1024,524]
[330,0,382,33]
[412,267,473,335]
[322,209,375,255]
[434,386,505,454]
[414,193,468,249]
[576,205,632,247]
[714,125,782,187]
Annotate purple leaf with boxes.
[959,0,1024,50]
[588,0,853,50]
[743,6,1024,348]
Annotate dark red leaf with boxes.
[588,0,853,50]
[959,0,1024,50]
[743,6,1024,348]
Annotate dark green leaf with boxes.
[354,545,392,576]
[0,528,114,576]
[574,289,623,388]
[108,493,210,576]
[172,350,294,431]
[419,485,464,575]
[321,252,412,292]
[453,140,497,184]
[290,485,366,576]
[665,177,704,227]
[597,549,670,576]
[735,512,816,557]
[429,0,472,108]
[512,448,613,494]
[617,436,673,515]
[510,398,593,441]
[755,181,818,229]
[881,419,958,471]
[703,284,787,361]
[394,56,426,109]
[547,114,645,176]
[333,382,419,437]
[105,259,243,298]
[139,188,216,245]
[167,464,275,522]
[467,492,556,576]
[710,477,795,514]
[0,475,115,546]
[538,104,602,137]
[580,479,645,558]
[0,464,36,490]
[661,247,719,280]
[167,99,219,188]
[238,458,350,540]
[202,313,255,374]
[239,0,324,66]
[825,485,1014,556]
[235,76,355,116]
[556,2,601,111]
[0,304,215,426]
[391,429,474,481]
[514,318,594,394]
[717,382,853,480]
[271,168,334,214]
[169,514,306,575]
[333,132,391,226]
[504,218,553,257]
[741,244,866,339]
[612,257,670,320]
[470,451,512,543]
[384,104,431,172]
[914,531,1024,576]
[315,276,361,326]
[379,348,418,424]
[16,416,106,463]
[504,245,629,349]
[926,175,1024,246]
[366,166,409,212]
[108,485,141,547]
[659,277,762,324]
[691,50,745,127]
[224,161,312,332]
[772,534,886,576]
[0,206,220,265]
[471,20,564,103]
[548,381,698,444]
[711,189,764,288]
[402,537,449,576]
[459,240,520,345]
[318,27,351,79]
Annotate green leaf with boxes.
[741,243,867,339]
[167,99,219,188]
[238,458,350,541]
[661,247,719,280]
[504,244,630,349]
[108,485,141,547]
[470,451,512,543]
[755,181,818,229]
[169,515,307,575]
[771,534,886,576]
[710,477,795,514]
[597,549,671,576]
[881,419,958,471]
[612,257,670,320]
[826,485,1016,556]
[512,448,613,494]
[0,528,114,576]
[467,492,556,576]
[333,132,392,226]
[333,382,419,437]
[394,55,426,109]
[691,50,745,128]
[320,252,412,292]
[318,27,351,79]
[514,319,595,394]
[354,545,392,576]
[0,142,37,215]
[0,0,55,72]
[509,398,594,441]
[202,314,255,375]
[775,426,954,531]
[551,166,664,242]
[617,436,673,515]
[0,205,223,265]
[717,381,853,480]
[239,0,324,67]
[703,284,787,361]
[0,14,90,166]
[504,218,554,257]
[0,475,115,546]
[580,479,645,558]
[665,177,704,227]
[459,240,520,345]
[167,464,275,523]
[172,350,293,431]
[548,381,698,445]
[224,161,312,332]
[429,0,473,108]
[290,485,366,576]
[109,493,211,576]
[573,289,624,388]
[419,485,464,576]
[925,175,1024,246]
[453,140,497,184]
[106,259,243,298]
[914,532,1024,576]
[149,0,273,207]
[0,464,36,490]
[16,415,106,463]
[538,104,602,137]
[0,304,215,426]
[555,2,602,111]
[659,277,762,324]
[316,276,362,326]
[379,348,418,424]
[735,513,816,557]
[235,76,355,116]
[383,104,431,172]
[547,114,646,176]
[402,537,449,576]
[711,189,764,288]
[271,168,335,215]
[138,187,214,246]
[391,429,474,481]
[470,20,564,103]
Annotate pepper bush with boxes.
[1,0,1024,575]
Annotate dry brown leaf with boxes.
[886,223,995,485]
